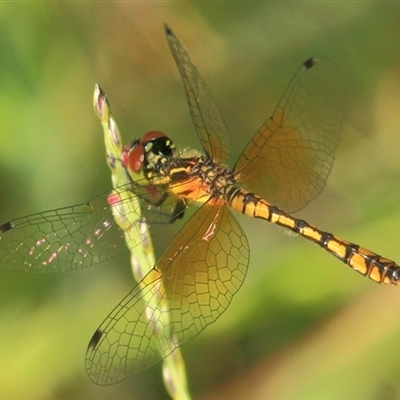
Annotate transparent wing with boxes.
[235,57,345,213]
[85,199,249,385]
[165,24,230,164]
[0,181,189,273]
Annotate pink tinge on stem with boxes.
[108,117,121,148]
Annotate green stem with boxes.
[93,84,191,399]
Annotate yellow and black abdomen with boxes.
[228,189,400,286]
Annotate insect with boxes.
[1,25,398,386]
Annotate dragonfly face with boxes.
[122,131,176,177]
[1,24,399,386]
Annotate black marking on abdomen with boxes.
[344,243,359,264]
[320,231,333,247]
[293,218,308,234]
[242,192,258,215]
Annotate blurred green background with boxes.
[1,3,400,399]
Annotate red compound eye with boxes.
[140,130,167,143]
[127,143,145,172]
[125,131,169,173]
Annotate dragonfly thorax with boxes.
[156,155,240,203]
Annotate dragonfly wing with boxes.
[0,194,123,273]
[235,57,345,213]
[165,24,230,164]
[0,183,185,273]
[85,199,249,385]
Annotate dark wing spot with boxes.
[303,57,318,70]
[0,221,14,233]
[88,329,104,350]
[164,24,172,36]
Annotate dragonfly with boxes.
[1,25,399,385]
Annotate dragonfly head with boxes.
[122,131,176,180]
